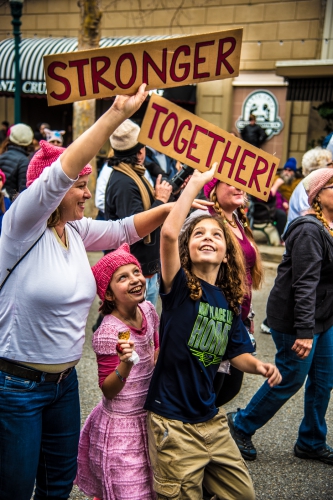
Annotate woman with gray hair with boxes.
[228,167,333,465]
[287,147,332,224]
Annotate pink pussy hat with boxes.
[303,167,333,205]
[26,140,92,187]
[203,178,219,200]
[0,169,6,185]
[91,243,142,301]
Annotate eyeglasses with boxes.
[321,185,333,191]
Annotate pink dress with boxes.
[75,301,158,500]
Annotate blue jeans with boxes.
[234,327,333,450]
[145,273,159,307]
[0,367,80,499]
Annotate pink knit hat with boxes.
[92,243,142,301]
[203,178,219,200]
[0,169,6,185]
[26,140,92,187]
[303,167,333,205]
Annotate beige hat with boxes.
[110,119,144,157]
[303,167,333,205]
[9,123,34,147]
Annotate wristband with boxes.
[115,367,126,383]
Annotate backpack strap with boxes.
[0,230,46,292]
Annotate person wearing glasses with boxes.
[287,147,333,225]
[228,167,333,466]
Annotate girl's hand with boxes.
[116,339,135,363]
[112,83,148,119]
[188,162,218,190]
[255,362,282,387]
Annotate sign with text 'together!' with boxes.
[44,28,242,106]
[138,95,280,201]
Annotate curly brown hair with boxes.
[179,215,247,315]
[312,175,333,235]
[210,190,263,290]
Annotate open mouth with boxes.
[199,245,215,252]
[129,285,143,294]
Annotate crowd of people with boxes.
[0,88,333,500]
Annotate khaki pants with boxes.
[147,409,255,500]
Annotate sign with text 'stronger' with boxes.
[44,28,243,106]
[138,95,280,201]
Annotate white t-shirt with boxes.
[0,158,140,364]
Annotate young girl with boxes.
[75,243,159,500]
[144,164,281,500]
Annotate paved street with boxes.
[70,251,333,500]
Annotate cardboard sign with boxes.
[44,28,242,106]
[138,95,279,201]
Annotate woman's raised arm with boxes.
[60,84,148,180]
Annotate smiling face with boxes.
[106,263,146,308]
[58,175,91,222]
[215,181,245,212]
[188,218,228,268]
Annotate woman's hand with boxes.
[255,362,282,387]
[112,83,148,120]
[291,338,313,359]
[191,199,214,211]
[116,339,135,363]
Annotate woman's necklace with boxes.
[224,214,237,228]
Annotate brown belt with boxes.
[0,358,74,384]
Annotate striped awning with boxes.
[0,35,175,97]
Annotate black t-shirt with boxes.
[144,268,253,423]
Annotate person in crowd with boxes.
[0,84,183,500]
[75,243,159,500]
[228,167,333,466]
[105,119,173,307]
[274,157,302,202]
[144,164,281,500]
[44,128,66,147]
[202,178,264,407]
[145,146,179,182]
[0,168,11,236]
[0,123,33,200]
[287,147,332,224]
[37,121,51,139]
[0,120,10,144]
[240,114,267,148]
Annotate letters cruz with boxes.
[47,37,237,101]
[148,103,276,194]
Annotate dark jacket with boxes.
[104,169,164,276]
[267,215,333,339]
[0,145,30,200]
[241,124,267,148]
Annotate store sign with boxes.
[236,90,283,140]
[139,95,280,201]
[0,80,47,94]
[44,28,242,106]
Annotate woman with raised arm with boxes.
[0,85,180,500]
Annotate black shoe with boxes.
[227,411,257,461]
[294,443,333,465]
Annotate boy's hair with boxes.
[179,215,247,315]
